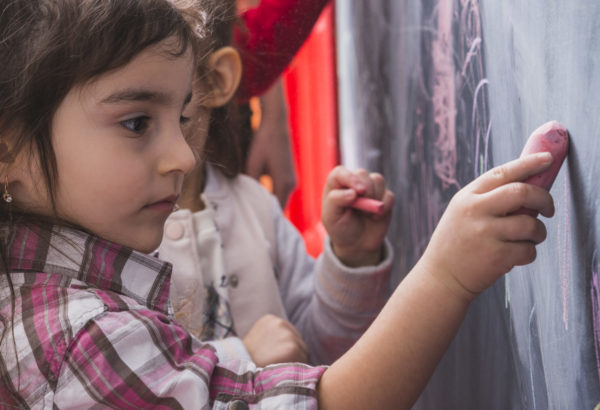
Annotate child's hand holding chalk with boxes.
[421,152,556,300]
[321,166,394,267]
[513,120,569,216]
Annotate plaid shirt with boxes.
[0,225,325,409]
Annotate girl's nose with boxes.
[158,126,197,176]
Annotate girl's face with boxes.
[14,38,199,252]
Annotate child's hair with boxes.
[200,0,245,178]
[0,0,221,345]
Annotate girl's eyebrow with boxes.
[100,88,193,106]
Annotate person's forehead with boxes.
[79,45,195,106]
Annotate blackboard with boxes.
[336,1,600,408]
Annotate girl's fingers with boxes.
[482,182,555,217]
[382,189,395,211]
[325,166,367,193]
[352,168,371,195]
[281,320,310,360]
[496,215,548,244]
[489,241,538,277]
[504,241,538,267]
[295,335,310,361]
[325,189,358,218]
[281,319,304,342]
[325,166,390,202]
[332,189,358,206]
[325,168,391,220]
[470,152,553,194]
[369,172,386,200]
[369,190,395,221]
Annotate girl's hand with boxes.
[419,152,555,302]
[322,166,395,267]
[243,314,310,367]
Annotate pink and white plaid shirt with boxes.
[0,225,325,409]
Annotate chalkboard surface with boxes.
[337,1,600,408]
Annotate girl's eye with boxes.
[121,116,150,134]
[180,115,191,125]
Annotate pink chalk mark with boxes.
[403,0,488,282]
[471,79,490,177]
[592,266,600,384]
[558,174,571,331]
[431,0,459,189]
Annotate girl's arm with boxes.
[318,258,470,409]
[272,193,392,365]
[318,153,555,409]
[56,308,325,408]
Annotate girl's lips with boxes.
[144,195,178,213]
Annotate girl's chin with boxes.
[97,226,164,254]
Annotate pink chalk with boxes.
[514,120,569,216]
[351,197,385,215]
[521,120,569,190]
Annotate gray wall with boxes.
[336,1,600,408]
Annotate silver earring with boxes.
[3,176,12,203]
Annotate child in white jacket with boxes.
[159,160,394,366]
[157,0,394,367]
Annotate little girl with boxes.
[0,0,556,408]
[158,0,395,367]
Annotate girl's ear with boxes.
[0,140,15,176]
[203,46,242,108]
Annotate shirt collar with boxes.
[7,224,173,314]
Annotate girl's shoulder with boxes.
[1,272,187,406]
[204,163,279,224]
[205,163,275,206]
[204,164,279,257]
[6,272,151,333]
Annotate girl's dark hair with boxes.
[201,0,244,177]
[0,0,217,212]
[0,0,218,359]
